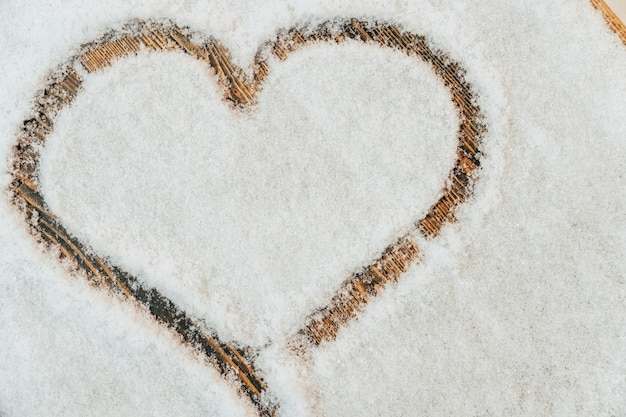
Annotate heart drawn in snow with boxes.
[11,19,485,416]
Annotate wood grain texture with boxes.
[591,0,626,45]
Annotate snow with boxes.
[1,0,625,416]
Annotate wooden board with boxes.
[8,2,623,414]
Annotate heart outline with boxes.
[10,18,485,416]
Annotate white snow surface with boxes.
[1,0,625,416]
